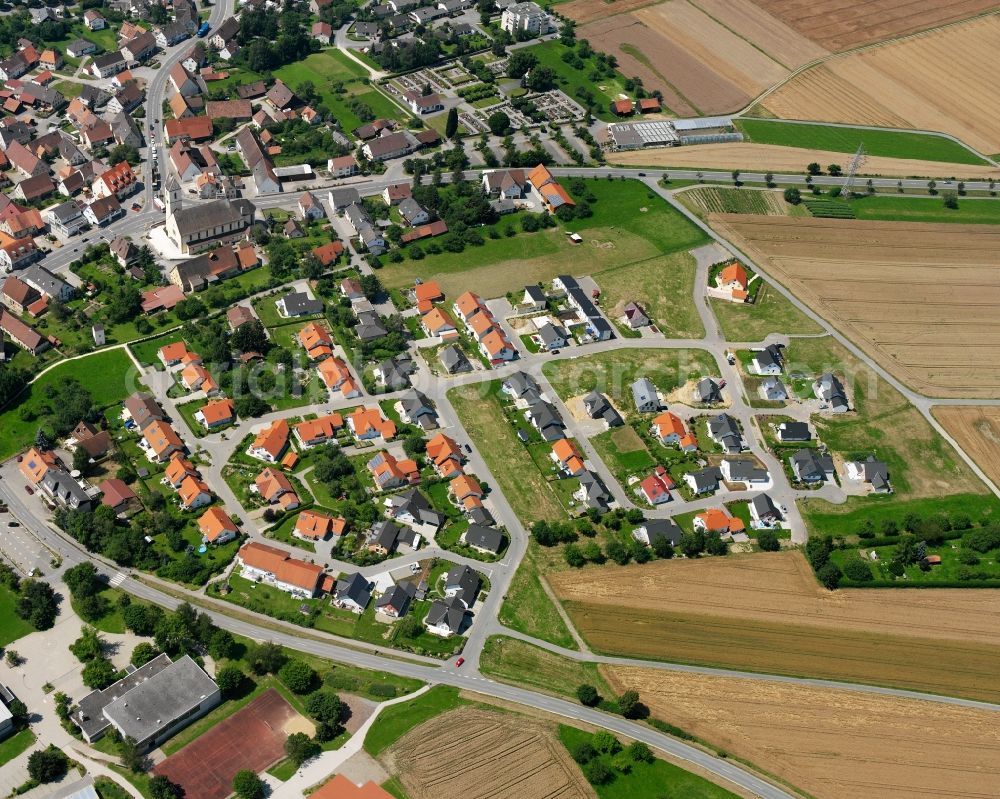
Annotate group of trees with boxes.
[236,6,315,72]
[19,378,98,439]
[310,445,382,532]
[64,562,111,624]
[0,361,28,409]
[372,37,443,72]
[569,731,654,786]
[0,563,59,632]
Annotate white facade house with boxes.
[500,1,554,35]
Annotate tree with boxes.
[122,603,163,636]
[563,543,585,567]
[593,730,620,754]
[526,65,556,92]
[783,187,801,205]
[815,561,842,590]
[130,642,160,667]
[506,50,537,78]
[584,759,613,785]
[73,445,91,475]
[943,190,959,209]
[284,732,320,766]
[571,741,595,764]
[576,684,600,706]
[4,650,20,667]
[444,107,458,139]
[216,665,246,697]
[70,626,104,662]
[893,535,920,566]
[628,741,654,763]
[731,169,741,186]
[118,735,145,772]
[15,579,59,630]
[208,629,237,660]
[304,690,342,725]
[927,179,937,195]
[756,530,780,551]
[617,689,644,719]
[278,658,315,693]
[487,111,510,136]
[651,536,674,559]
[806,162,822,176]
[64,562,102,598]
[27,747,69,783]
[82,657,119,689]
[231,319,268,354]
[679,530,705,558]
[149,776,184,799]
[232,770,265,799]
[827,164,842,176]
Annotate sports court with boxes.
[154,688,313,799]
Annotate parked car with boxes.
[455,657,465,667]
[24,486,33,495]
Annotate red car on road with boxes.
[455,657,465,667]
[24,485,33,495]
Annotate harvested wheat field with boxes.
[603,665,1000,799]
[550,551,1000,702]
[750,0,999,51]
[710,214,1000,397]
[934,406,1000,489]
[606,141,1000,178]
[557,0,657,25]
[384,706,595,799]
[763,14,1000,154]
[693,0,827,68]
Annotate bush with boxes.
[149,776,183,799]
[584,759,614,785]
[593,730,620,755]
[305,690,343,725]
[284,732,320,766]
[232,770,265,799]
[783,187,801,205]
[130,642,160,667]
[279,659,317,693]
[570,741,595,764]
[215,665,245,697]
[815,561,842,590]
[627,741,654,763]
[756,530,780,551]
[841,558,873,583]
[576,684,599,706]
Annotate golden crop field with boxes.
[603,665,1000,799]
[550,552,1000,702]
[934,406,1000,490]
[709,214,1000,398]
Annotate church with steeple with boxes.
[164,176,258,255]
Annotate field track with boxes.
[934,407,1000,491]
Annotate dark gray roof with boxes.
[468,505,494,526]
[464,523,503,554]
[99,655,219,746]
[171,197,255,237]
[279,291,323,316]
[75,653,175,740]
[750,493,780,519]
[637,518,682,546]
[790,449,834,481]
[397,197,426,225]
[390,488,444,528]
[22,265,70,298]
[425,597,465,632]
[577,470,611,510]
[723,459,768,483]
[445,564,480,607]
[708,413,743,453]
[686,466,722,493]
[695,377,722,403]
[439,344,471,373]
[777,422,810,441]
[41,468,92,508]
[524,284,546,302]
[375,582,415,615]
[504,371,538,398]
[371,519,402,550]
[527,400,563,440]
[335,572,371,608]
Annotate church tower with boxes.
[165,176,182,218]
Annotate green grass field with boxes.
[738,119,989,165]
[363,685,464,756]
[849,195,1000,224]
[479,636,610,700]
[521,41,627,121]
[0,348,138,461]
[497,549,576,648]
[711,280,823,340]
[0,584,33,648]
[381,178,708,299]
[0,728,35,767]
[832,538,1000,587]
[275,50,403,132]
[559,726,739,799]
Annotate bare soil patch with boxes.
[762,15,1000,153]
[603,665,1000,799]
[550,552,1000,701]
[606,141,1000,178]
[709,214,1000,397]
[384,706,595,799]
[558,0,658,25]
[748,0,999,51]
[934,406,1000,490]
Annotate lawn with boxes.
[497,547,576,648]
[70,586,128,634]
[275,50,403,132]
[0,348,138,461]
[543,348,717,409]
[363,685,465,756]
[848,195,1000,224]
[479,636,610,701]
[737,119,989,165]
[558,726,740,799]
[521,41,627,121]
[129,329,185,369]
[381,178,707,299]
[0,583,33,648]
[832,538,1000,587]
[53,80,83,99]
[591,427,655,492]
[710,280,823,341]
[0,728,35,767]
[448,381,565,526]
[593,252,704,338]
